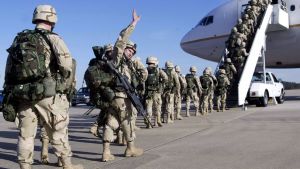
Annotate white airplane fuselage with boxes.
[180,0,300,68]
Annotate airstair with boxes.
[217,2,289,107]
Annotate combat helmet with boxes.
[203,67,212,75]
[165,61,174,69]
[126,40,137,54]
[226,57,232,63]
[32,5,57,24]
[175,65,181,72]
[190,66,197,72]
[146,56,158,65]
[219,69,226,74]
[104,44,113,52]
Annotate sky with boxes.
[0,0,299,89]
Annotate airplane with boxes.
[180,0,300,68]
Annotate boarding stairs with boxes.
[217,3,289,107]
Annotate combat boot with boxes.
[102,142,115,162]
[89,122,100,137]
[19,163,31,169]
[57,157,63,167]
[60,156,84,169]
[157,116,163,127]
[41,138,49,164]
[167,113,173,123]
[176,111,183,120]
[186,109,190,117]
[125,141,144,157]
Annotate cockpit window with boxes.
[196,16,214,27]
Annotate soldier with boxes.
[2,5,82,169]
[243,14,255,35]
[237,19,250,38]
[100,9,146,162]
[163,61,180,123]
[185,66,202,117]
[144,56,168,128]
[206,67,218,113]
[174,65,187,120]
[200,68,214,115]
[221,58,237,81]
[216,69,230,112]
[235,42,249,71]
[226,27,238,49]
[89,44,113,138]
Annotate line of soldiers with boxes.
[224,0,272,78]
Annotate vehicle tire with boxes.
[260,91,269,107]
[276,90,284,104]
[72,103,77,107]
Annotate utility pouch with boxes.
[2,92,17,122]
[43,76,56,97]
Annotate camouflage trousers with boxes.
[208,89,214,112]
[201,92,209,115]
[174,93,183,119]
[216,92,227,111]
[103,97,135,143]
[186,91,199,116]
[145,92,162,125]
[16,94,71,165]
[164,92,175,123]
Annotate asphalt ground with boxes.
[1,90,300,169]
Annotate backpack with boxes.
[186,74,196,89]
[5,29,52,85]
[201,74,212,90]
[146,67,160,91]
[164,69,174,91]
[84,61,115,103]
[217,75,227,88]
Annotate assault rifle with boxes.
[106,61,153,128]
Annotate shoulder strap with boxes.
[35,29,56,57]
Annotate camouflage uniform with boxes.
[3,5,79,169]
[216,69,230,112]
[206,67,218,113]
[145,56,168,128]
[174,65,186,120]
[221,58,237,81]
[200,68,214,115]
[163,62,180,123]
[185,66,202,117]
[102,11,146,161]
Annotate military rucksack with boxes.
[164,69,174,91]
[186,74,196,89]
[201,74,212,90]
[217,75,227,88]
[5,29,53,85]
[84,61,115,104]
[146,67,160,91]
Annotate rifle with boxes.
[82,105,96,117]
[106,61,153,128]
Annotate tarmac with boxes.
[1,90,300,169]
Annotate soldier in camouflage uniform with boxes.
[216,69,230,112]
[144,56,168,128]
[89,44,113,138]
[221,58,237,81]
[163,61,180,123]
[101,9,147,162]
[185,66,202,117]
[200,68,214,115]
[206,67,218,113]
[174,65,186,120]
[3,5,82,169]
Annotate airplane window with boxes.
[196,16,214,27]
[290,5,295,11]
[206,16,214,25]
